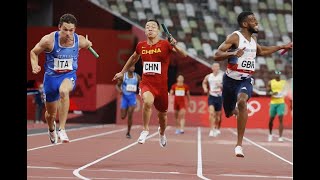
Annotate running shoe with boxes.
[278,137,284,142]
[58,129,70,143]
[48,121,58,144]
[126,132,132,139]
[158,127,167,147]
[235,145,244,157]
[137,130,149,144]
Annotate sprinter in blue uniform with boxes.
[30,14,93,144]
[116,65,141,139]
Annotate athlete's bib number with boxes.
[175,89,185,96]
[54,58,73,72]
[143,62,161,74]
[237,58,255,71]
[126,84,137,92]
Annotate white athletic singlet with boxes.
[226,31,257,80]
[208,71,224,96]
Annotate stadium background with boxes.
[26,0,292,128]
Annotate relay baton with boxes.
[280,42,293,55]
[280,48,288,55]
[88,46,99,58]
[86,35,99,58]
[161,23,172,40]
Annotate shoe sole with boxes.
[236,154,244,158]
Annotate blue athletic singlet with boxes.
[122,72,139,95]
[44,31,79,76]
[121,72,139,109]
[43,31,79,102]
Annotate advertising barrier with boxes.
[116,95,292,129]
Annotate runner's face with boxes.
[128,66,135,72]
[246,15,259,33]
[145,21,159,38]
[212,64,220,73]
[177,75,184,83]
[59,22,76,41]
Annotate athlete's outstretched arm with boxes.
[256,39,292,56]
[112,52,140,81]
[78,35,92,49]
[30,34,52,74]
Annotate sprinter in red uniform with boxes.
[113,19,187,147]
[170,75,190,134]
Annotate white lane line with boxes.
[27,127,136,152]
[228,128,293,165]
[27,124,117,136]
[73,127,170,180]
[28,176,180,180]
[197,127,211,180]
[219,173,292,179]
[28,165,195,176]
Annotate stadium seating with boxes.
[94,0,292,90]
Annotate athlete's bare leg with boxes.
[45,101,58,131]
[268,116,276,135]
[174,110,179,130]
[208,105,216,130]
[127,106,135,134]
[278,115,284,137]
[179,108,186,131]
[121,108,128,120]
[215,111,222,129]
[236,93,249,147]
[158,111,167,135]
[58,79,73,130]
[141,91,154,131]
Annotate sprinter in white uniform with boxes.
[213,11,292,157]
[202,62,224,137]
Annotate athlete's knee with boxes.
[45,111,56,120]
[143,101,153,110]
[158,111,167,118]
[59,89,70,99]
[237,98,247,110]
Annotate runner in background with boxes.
[202,62,224,137]
[116,65,141,139]
[169,75,190,134]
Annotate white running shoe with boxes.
[137,130,149,144]
[278,137,284,142]
[158,127,167,147]
[235,146,244,157]
[58,129,70,143]
[48,121,58,144]
[209,130,214,137]
[216,129,221,135]
[268,134,273,142]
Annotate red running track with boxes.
[27,124,292,180]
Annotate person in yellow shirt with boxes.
[266,70,286,142]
